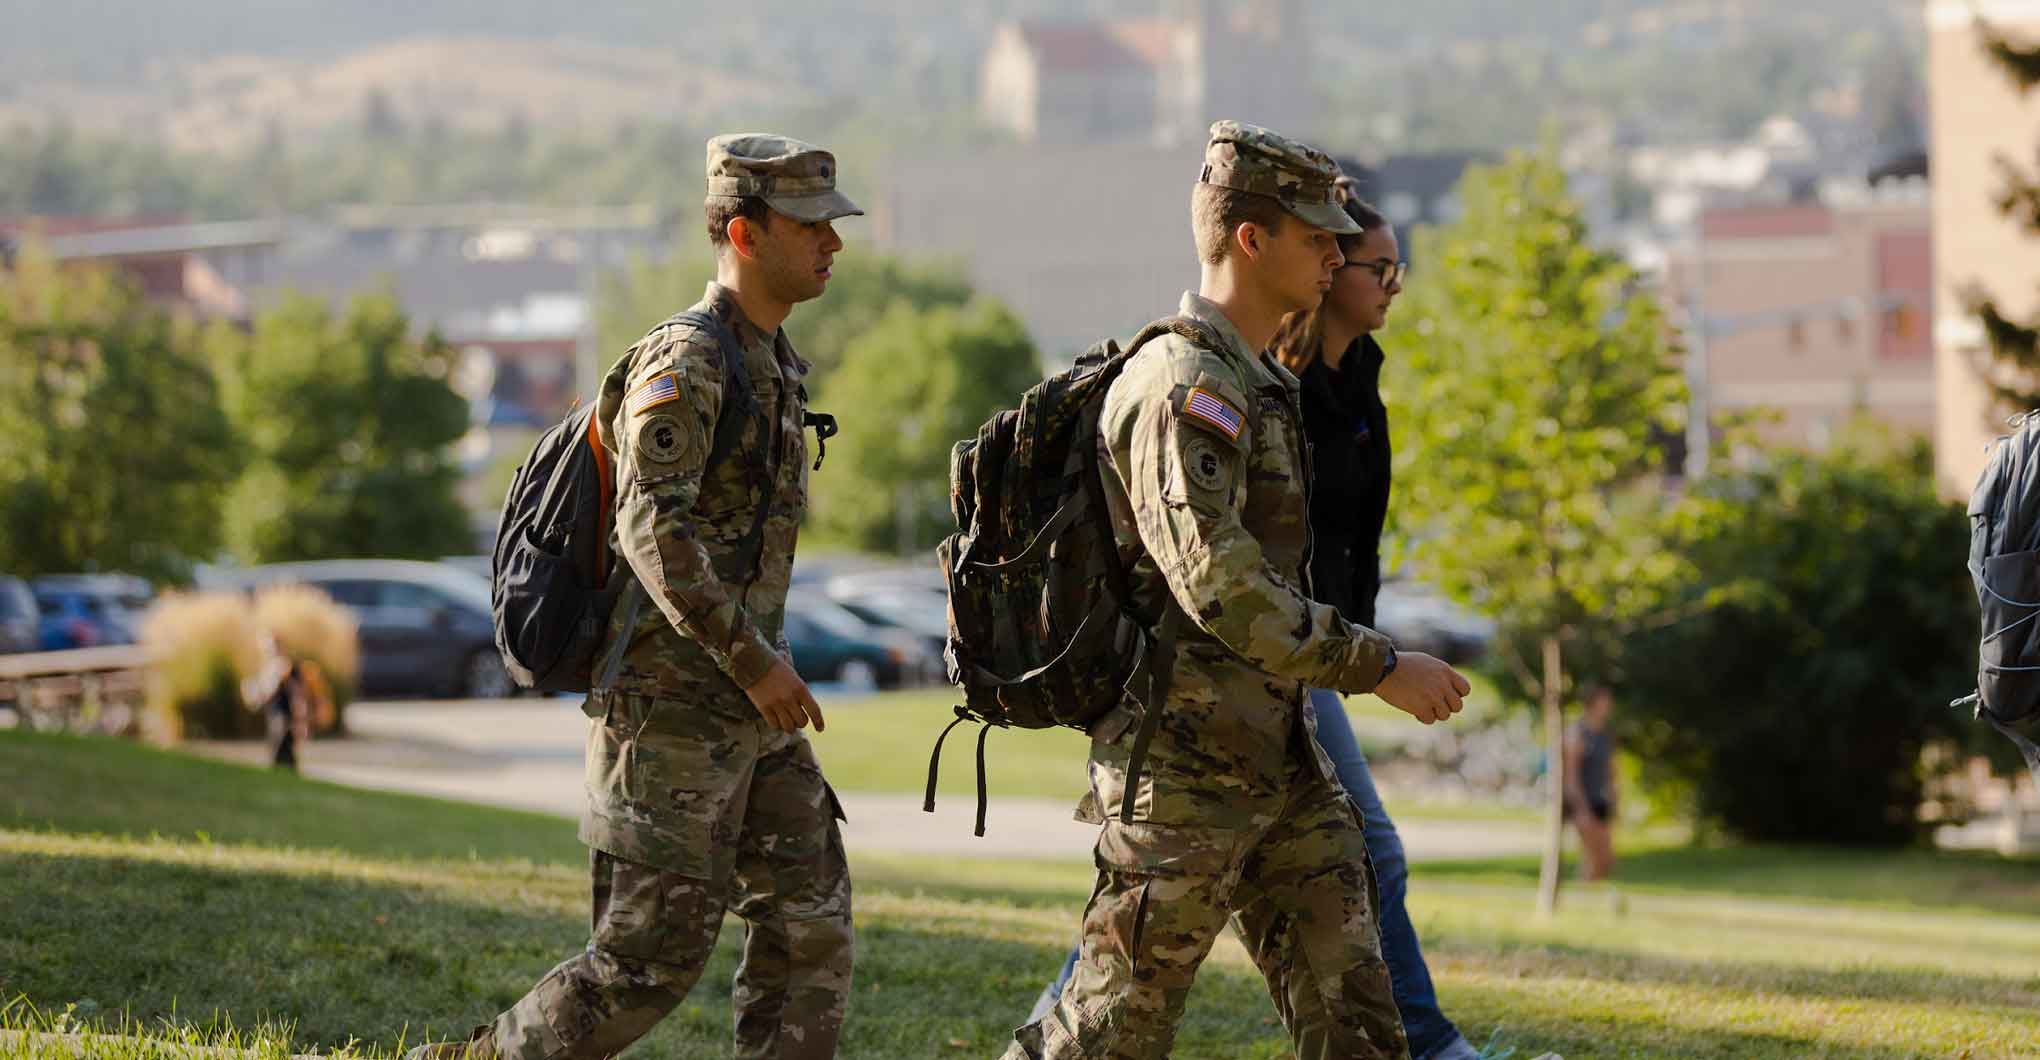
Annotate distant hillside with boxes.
[0,35,808,152]
[0,0,1924,173]
[4,0,1915,94]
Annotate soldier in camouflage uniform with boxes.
[1001,121,1473,1060]
[408,134,862,1060]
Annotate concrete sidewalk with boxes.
[194,699,1544,862]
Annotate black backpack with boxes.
[1961,410,2040,780]
[926,316,1224,835]
[492,309,835,693]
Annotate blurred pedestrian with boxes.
[243,633,308,771]
[1564,685,1619,881]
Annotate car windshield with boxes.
[427,568,494,614]
[35,591,100,615]
[848,594,947,636]
[790,596,872,639]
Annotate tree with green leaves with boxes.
[810,299,1040,554]
[214,292,473,563]
[594,249,973,395]
[1970,21,2040,404]
[1386,150,1686,914]
[0,248,242,583]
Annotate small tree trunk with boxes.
[1536,633,1566,917]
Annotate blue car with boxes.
[31,574,152,651]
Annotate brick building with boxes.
[1666,198,1935,452]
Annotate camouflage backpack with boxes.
[928,315,1225,835]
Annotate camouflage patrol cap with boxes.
[1199,120,1361,235]
[705,133,864,223]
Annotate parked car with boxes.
[827,583,949,660]
[222,560,516,700]
[784,591,937,689]
[0,577,38,654]
[31,573,153,651]
[1373,579,1496,664]
[438,554,492,581]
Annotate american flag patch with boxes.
[1180,387,1245,441]
[628,372,682,415]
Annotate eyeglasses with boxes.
[1347,259,1408,288]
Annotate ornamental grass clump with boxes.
[137,591,261,741]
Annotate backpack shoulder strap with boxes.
[1104,314,1229,825]
[1122,314,1222,360]
[1117,314,1264,439]
[663,309,755,479]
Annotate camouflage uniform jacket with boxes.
[1082,291,1398,831]
[580,282,812,871]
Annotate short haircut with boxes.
[1191,183,1288,265]
[705,194,772,248]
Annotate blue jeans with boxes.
[1039,688,1468,1059]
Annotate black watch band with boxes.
[1378,646,1398,684]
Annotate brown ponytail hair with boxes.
[1269,179,1390,375]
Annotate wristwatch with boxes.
[1377,645,1398,684]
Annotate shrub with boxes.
[1616,435,1978,845]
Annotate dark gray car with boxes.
[224,560,516,700]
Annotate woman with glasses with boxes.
[1025,190,1533,1060]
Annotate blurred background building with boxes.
[1928,0,2040,497]
[1665,196,1933,451]
[978,0,1313,146]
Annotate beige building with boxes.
[1930,0,2040,496]
[1667,200,1935,452]
[978,0,1312,147]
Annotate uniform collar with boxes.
[1177,291,1257,364]
[703,281,807,373]
[703,282,772,346]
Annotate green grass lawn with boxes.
[6,728,2040,1059]
[814,680,1544,823]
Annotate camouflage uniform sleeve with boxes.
[612,332,780,690]
[1113,350,1396,693]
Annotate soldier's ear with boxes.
[1234,222,1263,262]
[727,216,762,261]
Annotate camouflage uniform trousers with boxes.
[1003,773,1409,1060]
[492,714,853,1060]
